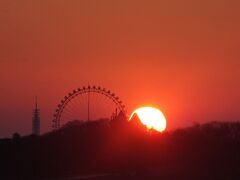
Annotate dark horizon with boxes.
[1,117,240,179]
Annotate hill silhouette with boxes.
[1,116,240,179]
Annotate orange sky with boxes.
[0,0,240,137]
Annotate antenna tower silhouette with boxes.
[32,96,40,135]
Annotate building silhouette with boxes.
[32,97,40,135]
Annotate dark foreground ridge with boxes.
[1,117,240,180]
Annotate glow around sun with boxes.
[129,107,167,132]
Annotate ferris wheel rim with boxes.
[52,85,126,129]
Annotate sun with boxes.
[129,106,167,132]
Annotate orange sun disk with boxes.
[129,107,167,132]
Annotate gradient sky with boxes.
[0,0,240,137]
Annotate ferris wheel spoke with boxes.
[91,91,101,119]
[63,103,79,119]
[105,96,116,115]
[62,108,78,121]
[79,91,88,119]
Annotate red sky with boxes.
[0,0,240,137]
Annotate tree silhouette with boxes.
[1,118,240,179]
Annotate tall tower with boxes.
[32,97,40,135]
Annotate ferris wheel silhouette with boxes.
[52,85,126,129]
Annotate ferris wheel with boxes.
[52,85,126,129]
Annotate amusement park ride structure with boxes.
[52,85,126,129]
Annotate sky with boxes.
[0,0,240,137]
